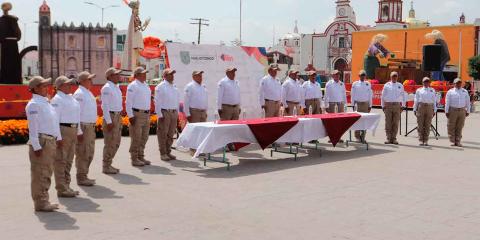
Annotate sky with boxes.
[10,0,480,49]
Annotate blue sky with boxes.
[12,0,480,48]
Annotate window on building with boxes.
[339,37,345,48]
[97,36,106,48]
[116,34,126,51]
[295,40,299,47]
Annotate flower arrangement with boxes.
[0,120,29,145]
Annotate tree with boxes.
[468,55,480,80]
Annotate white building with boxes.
[267,21,302,79]
[300,0,363,82]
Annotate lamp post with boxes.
[84,1,119,27]
[19,20,39,49]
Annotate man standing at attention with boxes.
[302,71,323,115]
[73,71,97,186]
[184,71,208,123]
[413,77,437,146]
[381,71,406,145]
[281,69,303,116]
[351,70,373,142]
[51,76,82,198]
[126,67,152,167]
[325,70,347,113]
[26,76,61,211]
[100,68,123,174]
[155,69,180,161]
[259,64,282,117]
[217,67,241,120]
[445,78,470,147]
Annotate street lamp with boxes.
[19,20,39,49]
[84,1,119,27]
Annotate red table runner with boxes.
[219,117,299,149]
[304,113,361,147]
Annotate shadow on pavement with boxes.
[108,173,149,185]
[35,211,79,230]
[191,147,393,178]
[58,197,101,213]
[79,184,124,199]
[140,164,176,175]
[169,160,201,169]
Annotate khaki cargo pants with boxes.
[54,126,77,193]
[447,107,467,144]
[29,135,56,209]
[157,110,178,155]
[264,100,281,117]
[355,101,370,140]
[304,99,322,115]
[102,112,122,168]
[189,108,207,123]
[75,123,95,181]
[327,102,345,113]
[384,102,402,142]
[220,104,240,120]
[416,103,434,143]
[285,101,301,116]
[129,111,150,162]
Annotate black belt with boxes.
[60,123,78,128]
[222,104,239,107]
[161,109,177,112]
[305,98,320,101]
[286,101,300,104]
[133,108,149,114]
[265,99,280,103]
[109,111,121,115]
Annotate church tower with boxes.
[39,0,50,27]
[376,0,405,29]
[335,0,356,24]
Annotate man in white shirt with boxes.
[381,71,406,144]
[325,70,347,113]
[413,77,437,146]
[351,70,373,141]
[282,69,303,116]
[155,68,180,161]
[184,71,208,123]
[302,71,323,115]
[26,76,61,212]
[51,76,82,198]
[445,78,471,147]
[259,63,282,117]
[73,71,97,186]
[100,67,123,174]
[217,67,241,120]
[126,67,152,167]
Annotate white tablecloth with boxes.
[176,112,381,157]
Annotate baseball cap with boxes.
[105,67,122,79]
[422,77,431,83]
[28,76,52,90]
[54,76,76,88]
[453,78,462,84]
[132,66,148,76]
[359,70,367,76]
[226,67,237,72]
[390,71,399,77]
[192,70,204,76]
[77,71,96,82]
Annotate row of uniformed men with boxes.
[25,63,470,212]
[260,64,470,146]
[25,65,244,212]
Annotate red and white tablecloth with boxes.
[176,112,381,158]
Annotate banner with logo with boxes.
[166,43,268,120]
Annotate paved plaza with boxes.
[1,107,479,240]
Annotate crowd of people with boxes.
[25,63,471,212]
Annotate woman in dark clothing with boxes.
[0,2,22,84]
[426,30,450,81]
